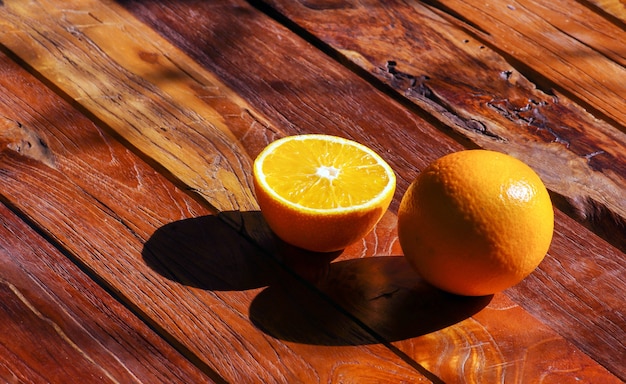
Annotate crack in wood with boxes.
[1,277,123,383]
[419,0,491,36]
[486,97,573,147]
[382,61,503,140]
[368,288,400,301]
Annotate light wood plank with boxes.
[0,0,460,210]
[584,0,626,23]
[0,0,263,212]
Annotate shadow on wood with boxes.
[250,256,492,345]
[142,214,276,291]
[143,213,491,346]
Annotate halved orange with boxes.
[253,134,396,252]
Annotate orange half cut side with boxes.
[253,134,396,252]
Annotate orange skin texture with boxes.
[398,150,554,296]
[254,176,393,253]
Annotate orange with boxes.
[398,150,554,296]
[253,134,396,252]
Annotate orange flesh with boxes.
[261,139,391,209]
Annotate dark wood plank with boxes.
[108,0,626,380]
[322,212,625,382]
[0,203,217,383]
[252,0,626,253]
[428,0,626,125]
[0,52,431,382]
[303,217,622,382]
[507,210,626,380]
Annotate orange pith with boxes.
[253,134,396,252]
[398,150,554,296]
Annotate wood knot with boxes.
[138,51,160,64]
[0,116,55,168]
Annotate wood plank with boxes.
[0,0,623,381]
[0,53,432,382]
[582,0,626,24]
[507,210,626,380]
[0,0,261,212]
[106,0,626,380]
[0,0,460,213]
[323,212,625,382]
[0,203,217,383]
[1,104,619,383]
[295,220,622,382]
[252,0,626,253]
[423,0,626,124]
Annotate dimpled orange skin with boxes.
[398,150,554,296]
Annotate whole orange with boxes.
[398,150,554,296]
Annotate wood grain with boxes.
[255,0,626,253]
[245,211,622,383]
[0,0,623,381]
[0,57,619,382]
[507,211,626,380]
[0,203,216,384]
[0,0,461,210]
[111,0,626,379]
[424,0,626,126]
[0,0,262,212]
[569,0,626,29]
[0,51,432,382]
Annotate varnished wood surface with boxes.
[0,0,624,382]
[0,204,215,383]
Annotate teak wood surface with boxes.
[0,0,624,383]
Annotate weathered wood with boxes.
[0,0,624,381]
[426,0,626,124]
[0,203,216,383]
[1,101,619,383]
[0,0,261,212]
[255,0,626,253]
[0,52,432,382]
[238,211,623,382]
[507,210,626,380]
[0,0,462,209]
[111,0,626,379]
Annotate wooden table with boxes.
[0,0,624,382]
